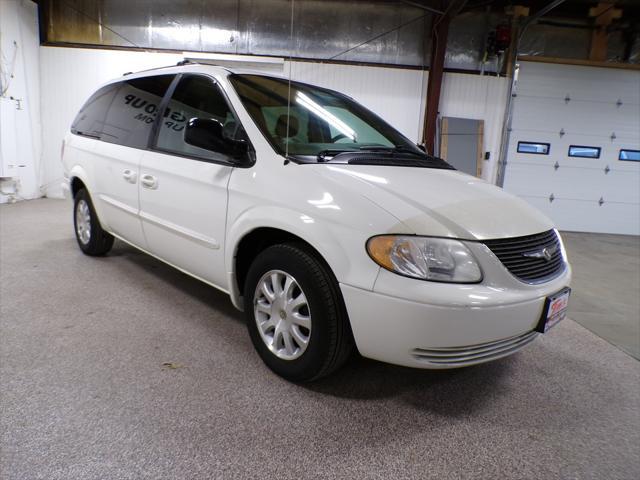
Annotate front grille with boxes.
[483,229,565,283]
[411,331,538,367]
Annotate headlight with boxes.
[366,235,482,283]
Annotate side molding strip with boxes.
[139,211,220,250]
[99,194,139,216]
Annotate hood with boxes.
[313,165,554,240]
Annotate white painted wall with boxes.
[0,0,41,202]
[39,46,507,198]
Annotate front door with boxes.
[139,74,238,289]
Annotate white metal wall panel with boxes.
[503,61,640,235]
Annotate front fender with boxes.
[225,204,384,310]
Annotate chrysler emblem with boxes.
[522,245,557,262]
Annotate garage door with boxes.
[503,61,640,235]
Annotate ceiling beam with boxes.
[589,2,623,61]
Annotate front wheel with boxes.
[73,188,114,256]
[244,243,353,382]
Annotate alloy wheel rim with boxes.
[76,199,91,245]
[254,270,312,361]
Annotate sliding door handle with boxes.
[140,174,158,190]
[122,169,137,183]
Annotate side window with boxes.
[155,75,238,162]
[71,83,120,138]
[101,75,175,148]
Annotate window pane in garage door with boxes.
[619,150,640,161]
[568,145,601,159]
[517,141,550,155]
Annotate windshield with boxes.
[229,74,426,160]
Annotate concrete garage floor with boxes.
[1,198,639,480]
[562,232,640,359]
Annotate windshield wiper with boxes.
[347,155,455,170]
[392,145,422,154]
[356,145,425,156]
[316,149,358,162]
[315,145,428,163]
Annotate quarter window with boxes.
[155,75,238,162]
[568,145,601,159]
[101,75,175,149]
[71,83,120,138]
[517,141,550,155]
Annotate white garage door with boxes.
[503,61,640,235]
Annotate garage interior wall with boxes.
[0,0,41,202]
[39,46,509,198]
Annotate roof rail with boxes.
[120,64,182,77]
[181,54,284,72]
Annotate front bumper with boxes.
[340,242,571,369]
[341,283,554,368]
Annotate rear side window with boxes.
[100,75,175,149]
[155,74,238,162]
[71,83,120,138]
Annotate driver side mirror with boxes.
[184,118,249,164]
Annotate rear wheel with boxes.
[244,243,353,382]
[73,188,114,256]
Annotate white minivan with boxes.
[62,62,571,381]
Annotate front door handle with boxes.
[122,169,137,183]
[140,174,158,190]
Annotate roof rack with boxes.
[180,54,285,72]
[121,64,182,77]
[122,54,285,77]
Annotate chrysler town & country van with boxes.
[62,62,571,381]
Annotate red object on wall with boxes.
[495,24,511,52]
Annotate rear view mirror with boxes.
[184,118,249,163]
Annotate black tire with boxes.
[73,188,114,256]
[244,243,353,382]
